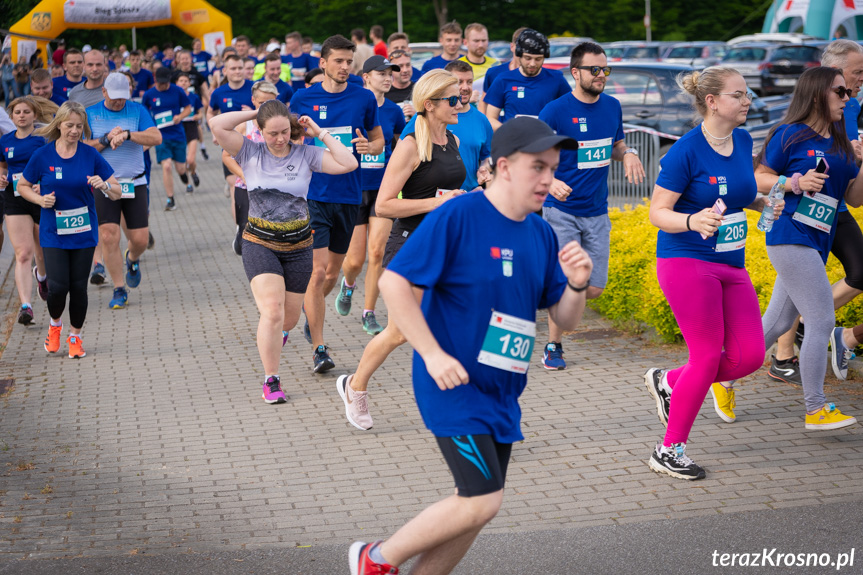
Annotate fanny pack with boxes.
[245,221,312,244]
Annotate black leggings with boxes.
[831,210,863,291]
[42,246,95,329]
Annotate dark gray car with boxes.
[721,43,779,94]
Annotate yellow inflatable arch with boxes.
[9,0,232,64]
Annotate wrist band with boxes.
[318,129,330,140]
[125,130,131,141]
[790,172,803,195]
[99,134,110,147]
[686,214,693,231]
[567,280,589,293]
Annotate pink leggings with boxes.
[657,258,765,445]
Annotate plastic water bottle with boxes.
[757,175,787,232]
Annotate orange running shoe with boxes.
[44,324,62,353]
[67,334,86,359]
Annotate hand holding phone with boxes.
[816,157,829,174]
[700,198,727,240]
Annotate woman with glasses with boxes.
[644,67,776,480]
[336,69,466,431]
[752,66,863,431]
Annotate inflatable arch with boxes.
[8,0,231,64]
[763,0,863,40]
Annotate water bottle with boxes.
[757,175,787,232]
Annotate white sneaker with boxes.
[337,374,373,430]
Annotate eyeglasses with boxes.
[718,91,753,102]
[430,95,460,107]
[833,86,853,99]
[575,66,611,77]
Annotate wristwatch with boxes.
[99,134,110,147]
[318,129,330,140]
[624,148,639,156]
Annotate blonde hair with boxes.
[678,66,742,118]
[252,80,279,98]
[411,69,458,163]
[36,101,91,142]
[7,96,59,125]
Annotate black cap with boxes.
[155,66,173,83]
[363,55,400,74]
[490,116,577,165]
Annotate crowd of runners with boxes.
[1,20,863,575]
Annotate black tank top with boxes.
[396,130,467,232]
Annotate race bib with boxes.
[12,173,21,197]
[361,151,385,169]
[315,126,353,152]
[477,310,536,374]
[715,211,747,253]
[435,188,450,198]
[577,137,613,169]
[118,178,135,199]
[154,110,174,129]
[792,192,838,233]
[55,206,91,235]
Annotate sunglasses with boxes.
[576,65,612,77]
[833,86,853,99]
[430,95,460,107]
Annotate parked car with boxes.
[720,43,779,94]
[727,32,822,46]
[548,37,596,59]
[759,42,828,95]
[603,41,674,62]
[662,42,728,68]
[407,42,466,69]
[486,41,512,61]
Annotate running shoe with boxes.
[282,331,290,347]
[165,197,176,211]
[44,323,62,353]
[541,342,566,370]
[335,278,354,316]
[109,287,128,310]
[643,367,671,426]
[124,249,141,288]
[262,375,286,404]
[33,266,48,301]
[337,375,374,430]
[201,147,209,161]
[349,541,399,575]
[302,304,311,344]
[191,172,200,187]
[17,304,34,325]
[147,232,155,250]
[185,183,194,194]
[648,442,705,480]
[829,327,852,380]
[767,355,801,385]
[362,311,383,336]
[805,403,857,430]
[794,321,805,350]
[313,345,335,373]
[89,262,106,286]
[709,382,736,423]
[67,334,86,359]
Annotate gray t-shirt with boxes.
[68,81,105,109]
[234,138,324,229]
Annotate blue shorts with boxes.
[308,199,360,254]
[155,139,187,164]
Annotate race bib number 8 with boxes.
[118,178,135,199]
[477,310,536,374]
[792,192,838,233]
[55,206,91,235]
[577,137,613,169]
[315,126,353,152]
[715,211,747,253]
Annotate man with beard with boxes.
[483,29,569,131]
[458,23,497,82]
[537,42,645,370]
[52,48,84,103]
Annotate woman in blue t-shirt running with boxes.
[645,67,781,480]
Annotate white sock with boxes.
[50,319,62,327]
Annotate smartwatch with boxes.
[99,134,110,147]
[624,148,639,156]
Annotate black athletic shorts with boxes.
[831,209,863,291]
[356,189,379,225]
[222,161,233,179]
[308,199,359,254]
[94,185,149,229]
[382,224,411,268]
[436,435,511,497]
[183,121,198,144]
[2,189,41,222]
[241,240,313,293]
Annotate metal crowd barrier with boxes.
[606,123,671,209]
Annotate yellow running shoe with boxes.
[710,382,736,423]
[805,403,857,430]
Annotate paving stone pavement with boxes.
[0,151,862,561]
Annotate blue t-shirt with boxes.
[273,79,295,104]
[540,93,625,217]
[1,132,46,195]
[484,68,570,123]
[130,68,155,100]
[762,123,859,262]
[839,97,861,213]
[192,51,212,75]
[22,142,113,249]
[86,101,156,183]
[402,106,492,190]
[209,80,254,113]
[49,93,66,107]
[290,82,380,204]
[655,127,757,268]
[361,98,406,191]
[52,75,84,103]
[421,55,459,74]
[387,192,568,443]
[142,84,190,142]
[281,53,317,90]
[183,92,203,121]
[411,66,423,83]
[483,61,510,93]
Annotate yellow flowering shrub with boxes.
[590,201,863,343]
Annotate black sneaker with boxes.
[191,172,200,187]
[794,321,805,350]
[200,147,209,161]
[17,305,34,325]
[147,231,155,250]
[313,345,335,373]
[165,197,176,211]
[767,355,802,386]
[643,368,671,426]
[648,442,706,480]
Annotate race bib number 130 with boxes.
[477,310,536,374]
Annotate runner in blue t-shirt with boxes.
[0,97,49,325]
[17,101,121,359]
[755,66,863,433]
[52,48,85,104]
[128,51,154,101]
[347,116,589,575]
[283,32,317,91]
[176,73,204,190]
[420,21,464,74]
[261,53,295,104]
[144,66,193,207]
[339,55,406,339]
[191,39,212,77]
[538,42,645,371]
[289,35,383,374]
